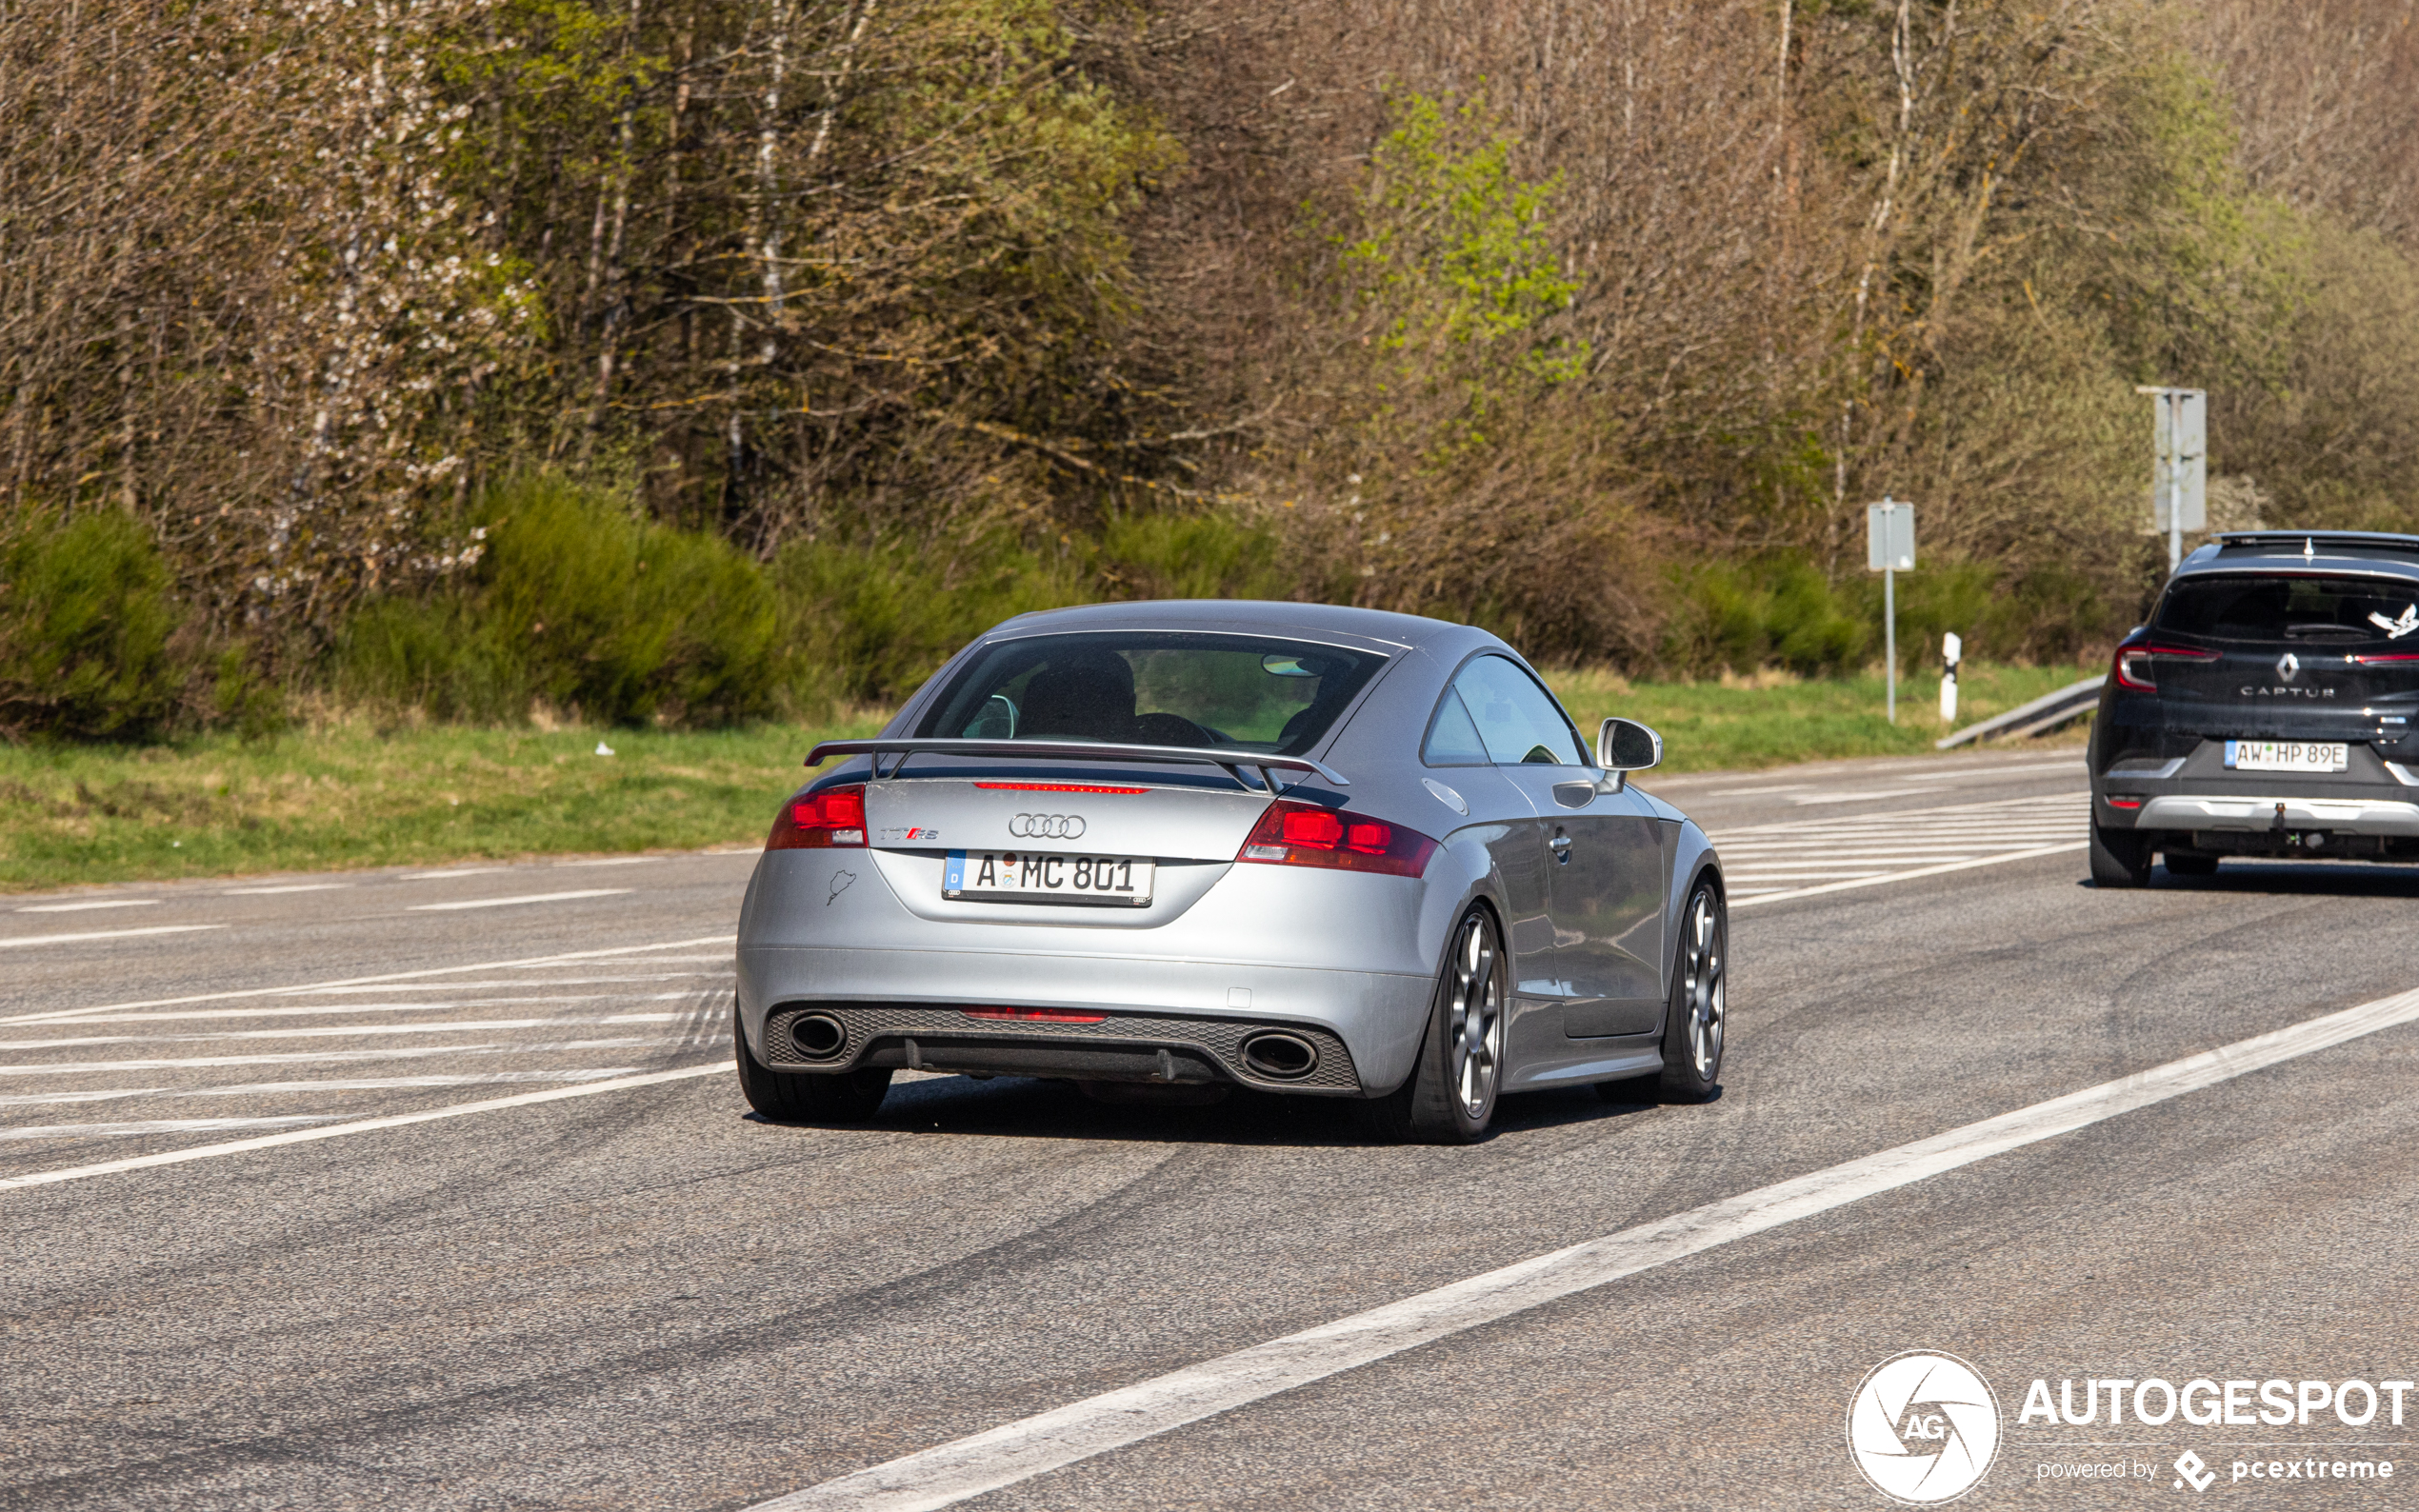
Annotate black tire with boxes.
[2164,851,2220,877]
[2089,822,2153,887]
[1364,905,1507,1144]
[733,1009,892,1123]
[1657,879,1727,1103]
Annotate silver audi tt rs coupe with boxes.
[733,601,1727,1143]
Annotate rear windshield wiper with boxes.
[2283,624,2368,639]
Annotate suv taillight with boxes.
[1236,800,1436,878]
[768,785,867,849]
[2113,643,2218,691]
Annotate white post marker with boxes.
[1939,630,1962,725]
[1867,498,1915,724]
[2137,385,2206,572]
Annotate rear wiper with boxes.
[2283,624,2367,639]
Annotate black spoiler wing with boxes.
[802,738,1349,792]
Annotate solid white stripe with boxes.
[748,986,2419,1512]
[0,1039,678,1077]
[1729,842,2087,908]
[0,1063,725,1190]
[0,1014,700,1051]
[0,925,225,950]
[408,889,633,912]
[0,1116,338,1142]
[16,899,160,913]
[0,934,734,1025]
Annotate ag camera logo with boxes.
[1849,1350,2002,1503]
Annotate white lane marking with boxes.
[303,976,721,992]
[408,888,633,912]
[0,1014,704,1051]
[0,1089,160,1107]
[0,935,734,1025]
[399,868,510,880]
[746,987,2419,1512]
[190,1070,645,1095]
[0,1062,725,1190]
[0,1117,338,1143]
[551,855,661,867]
[0,1039,680,1078]
[16,899,160,914]
[0,925,226,950]
[1787,786,1946,806]
[222,884,352,895]
[1706,784,1811,797]
[1730,843,2087,908]
[54,993,698,1025]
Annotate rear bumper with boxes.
[735,945,1433,1095]
[2128,792,2419,837]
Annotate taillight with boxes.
[2349,652,2419,666]
[767,784,867,849]
[1237,800,1436,877]
[2113,643,2218,691]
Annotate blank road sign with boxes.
[2151,389,2207,533]
[1867,502,1915,571]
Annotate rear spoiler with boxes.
[803,738,1349,792]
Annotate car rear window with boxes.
[916,632,1389,755]
[2156,575,2419,644]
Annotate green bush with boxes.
[336,475,782,726]
[1662,557,1869,677]
[0,509,185,739]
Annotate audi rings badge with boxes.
[1008,813,1087,840]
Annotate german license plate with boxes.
[944,850,1155,906]
[2225,740,2348,773]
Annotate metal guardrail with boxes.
[1934,675,2106,750]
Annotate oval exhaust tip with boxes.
[1240,1030,1319,1082]
[790,1013,847,1061]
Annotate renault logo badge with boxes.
[2276,652,2300,683]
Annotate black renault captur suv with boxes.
[2090,531,2419,886]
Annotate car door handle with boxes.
[1549,833,1572,864]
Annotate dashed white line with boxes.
[0,1062,727,1190]
[0,1014,703,1052]
[742,987,2419,1512]
[0,1116,338,1143]
[223,884,352,895]
[15,899,160,914]
[0,925,226,950]
[0,934,734,1025]
[408,888,634,912]
[0,1040,682,1077]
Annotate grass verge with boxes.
[0,662,2097,891]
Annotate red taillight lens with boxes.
[1239,800,1436,877]
[2114,643,2218,691]
[2349,652,2419,666]
[767,784,868,849]
[2105,795,2144,809]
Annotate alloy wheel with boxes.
[1680,887,1726,1079]
[1448,913,1505,1117]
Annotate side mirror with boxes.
[1595,717,1663,792]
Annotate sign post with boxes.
[1867,498,1915,724]
[2136,386,2206,571]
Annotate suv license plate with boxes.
[2225,740,2348,773]
[944,850,1154,906]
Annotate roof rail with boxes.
[804,737,1349,793]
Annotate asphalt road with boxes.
[6,746,2417,1510]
